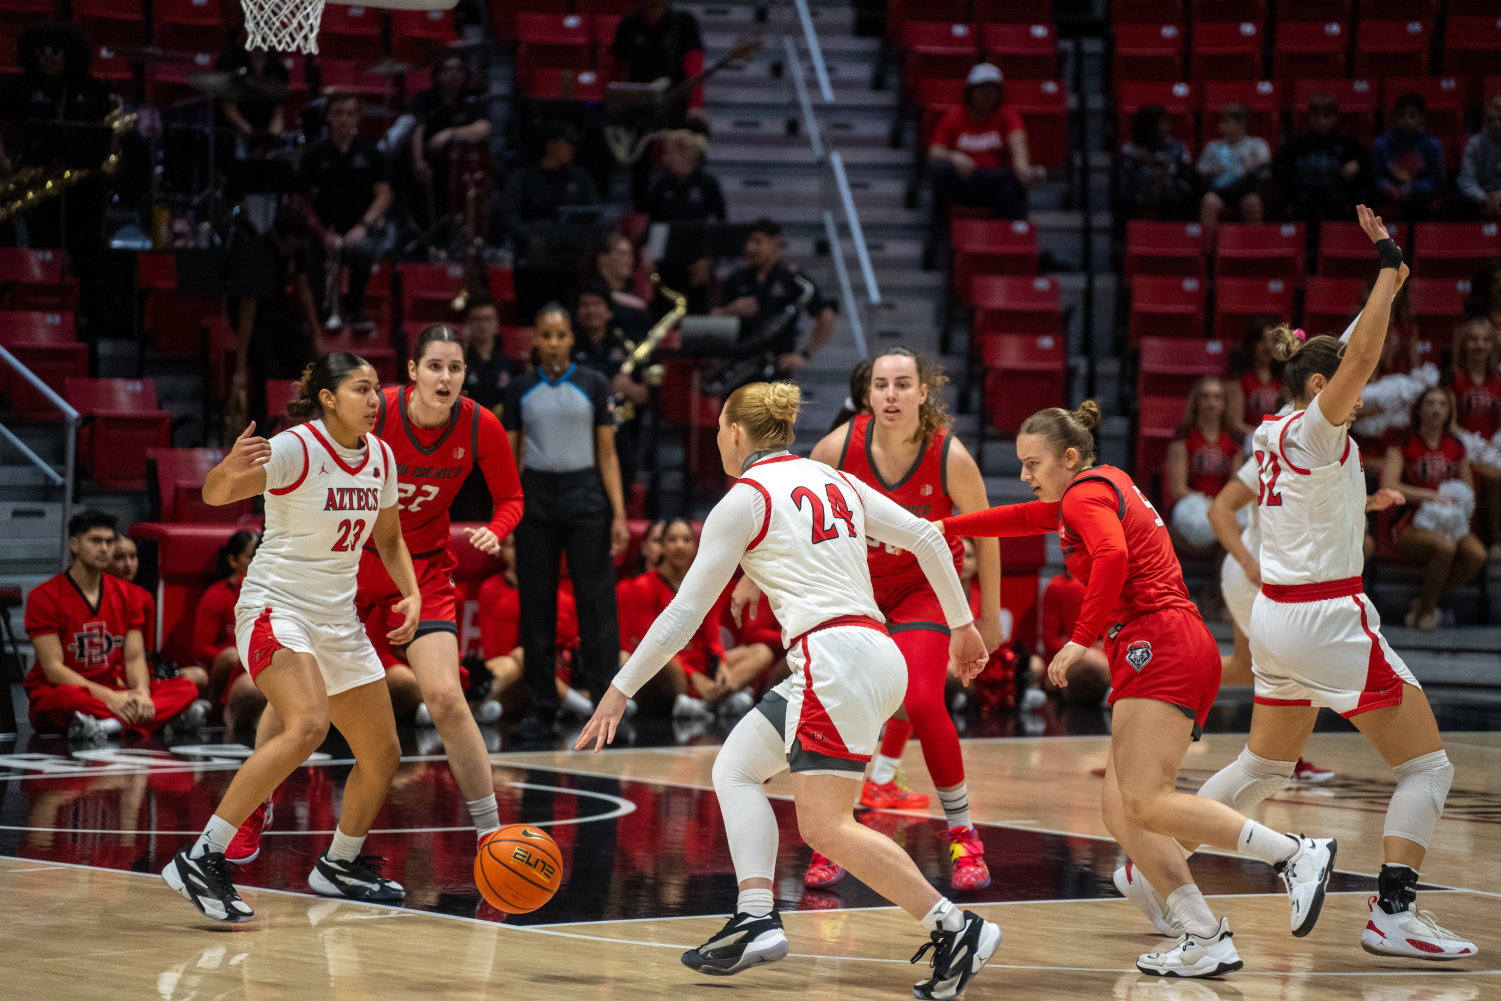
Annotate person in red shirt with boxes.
[1167,377,1244,551]
[192,530,262,729]
[943,402,1334,975]
[927,63,1037,220]
[1381,387,1486,632]
[24,510,198,740]
[1449,316,1501,555]
[105,531,209,712]
[1038,568,1109,704]
[1224,317,1283,443]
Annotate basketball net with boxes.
[243,0,326,54]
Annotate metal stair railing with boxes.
[0,344,78,568]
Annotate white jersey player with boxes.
[163,353,420,925]
[577,382,1000,1001]
[1121,208,1475,960]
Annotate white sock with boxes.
[190,814,239,859]
[467,794,501,838]
[936,783,971,830]
[1165,884,1219,938]
[737,887,775,917]
[1239,820,1298,865]
[99,717,123,735]
[327,826,366,862]
[870,754,901,785]
[562,687,594,717]
[921,897,966,934]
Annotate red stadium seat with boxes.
[1316,221,1412,277]
[1442,16,1501,83]
[153,0,226,54]
[89,47,139,101]
[902,22,980,95]
[1136,394,1186,503]
[73,0,146,47]
[390,9,458,63]
[1189,21,1262,82]
[398,262,467,323]
[1006,79,1068,170]
[1353,20,1431,78]
[950,219,1039,307]
[1124,220,1207,278]
[979,333,1066,437]
[492,0,568,44]
[66,378,173,490]
[1273,21,1349,80]
[1291,77,1377,145]
[1413,223,1501,280]
[1114,23,1185,85]
[525,68,608,102]
[1118,80,1198,155]
[1302,276,1365,336]
[502,326,535,360]
[138,252,224,360]
[1214,223,1306,284]
[1111,0,1183,22]
[1191,0,1265,22]
[0,0,54,38]
[321,329,398,383]
[0,248,78,314]
[147,52,218,107]
[1201,79,1281,152]
[972,0,1053,22]
[1381,77,1467,168]
[979,23,1057,81]
[147,448,251,523]
[318,58,399,98]
[1407,278,1469,345]
[263,380,303,434]
[516,12,595,84]
[970,275,1062,337]
[1128,275,1206,341]
[317,4,387,63]
[1138,336,1229,399]
[1213,277,1293,339]
[1359,0,1428,17]
[0,311,85,420]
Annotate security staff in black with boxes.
[712,218,837,376]
[502,304,631,743]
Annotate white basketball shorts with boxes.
[235,604,386,696]
[1250,578,1419,718]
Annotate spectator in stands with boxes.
[226,206,321,431]
[1449,317,1501,558]
[612,0,706,204]
[503,305,629,742]
[1167,377,1243,550]
[107,533,139,585]
[574,279,648,497]
[1117,104,1196,220]
[712,219,836,376]
[829,357,874,431]
[1373,92,1445,222]
[1382,387,1486,632]
[581,231,651,341]
[645,128,725,311]
[215,43,289,138]
[1457,97,1501,221]
[1197,103,1269,237]
[23,511,199,740]
[299,90,392,325]
[192,530,265,730]
[631,519,667,577]
[407,54,492,229]
[502,120,601,317]
[1273,93,1366,223]
[927,63,1036,221]
[1225,316,1282,443]
[1463,259,1501,332]
[1037,568,1109,705]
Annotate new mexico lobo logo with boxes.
[1125,640,1153,673]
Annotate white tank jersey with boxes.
[239,419,397,619]
[1250,395,1365,586]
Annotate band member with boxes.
[712,219,836,377]
[407,54,491,228]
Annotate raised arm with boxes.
[1317,206,1408,426]
[944,436,1003,652]
[203,423,272,506]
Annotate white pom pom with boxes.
[1170,492,1218,548]
[1413,479,1475,541]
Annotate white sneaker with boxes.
[180,699,212,731]
[1114,862,1182,937]
[414,703,433,726]
[1360,897,1478,960]
[719,690,755,718]
[1277,835,1336,937]
[473,700,502,724]
[1021,687,1047,711]
[68,711,109,743]
[1137,918,1243,978]
[673,693,715,722]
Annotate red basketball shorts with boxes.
[1103,607,1221,739]
[356,546,459,646]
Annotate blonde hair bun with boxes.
[723,381,801,449]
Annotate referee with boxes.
[503,304,631,742]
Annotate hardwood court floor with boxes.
[2,731,1499,1000]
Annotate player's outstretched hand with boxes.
[575,685,628,753]
[228,421,272,472]
[949,623,990,686]
[463,526,503,555]
[387,594,421,646]
[1356,204,1391,244]
[1047,642,1087,688]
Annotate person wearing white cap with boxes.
[927,63,1039,220]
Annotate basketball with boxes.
[473,824,564,914]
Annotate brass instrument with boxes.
[0,104,136,222]
[614,275,687,426]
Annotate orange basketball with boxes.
[474,824,564,914]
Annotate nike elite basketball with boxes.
[474,825,564,913]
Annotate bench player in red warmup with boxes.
[942,402,1338,978]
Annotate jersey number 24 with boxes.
[792,484,857,544]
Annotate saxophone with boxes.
[0,103,136,221]
[614,275,686,426]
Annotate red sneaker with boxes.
[804,850,846,888]
[1293,758,1335,783]
[226,801,273,865]
[939,826,990,890]
[859,776,931,810]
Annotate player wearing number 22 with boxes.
[943,403,1338,979]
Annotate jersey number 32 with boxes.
[1253,449,1283,507]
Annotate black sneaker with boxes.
[911,910,1002,1000]
[681,911,789,976]
[162,847,254,923]
[309,851,406,903]
[508,710,560,748]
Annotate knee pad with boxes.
[1196,746,1294,815]
[1384,750,1453,849]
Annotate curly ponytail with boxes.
[1018,400,1101,468]
[286,352,372,423]
[871,346,953,445]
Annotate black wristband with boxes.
[1375,238,1402,271]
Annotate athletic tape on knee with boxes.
[1383,750,1453,849]
[1196,746,1295,815]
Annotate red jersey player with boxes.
[25,510,198,740]
[802,347,1003,892]
[943,402,1337,979]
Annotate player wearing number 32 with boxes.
[577,382,1002,1001]
[163,353,420,924]
[941,401,1337,979]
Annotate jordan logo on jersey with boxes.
[323,487,382,511]
[71,621,121,668]
[1125,640,1153,673]
[318,462,329,476]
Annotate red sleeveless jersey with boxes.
[372,385,523,557]
[836,414,964,590]
[1182,426,1239,496]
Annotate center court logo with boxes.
[1125,640,1153,672]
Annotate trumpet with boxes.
[614,275,686,426]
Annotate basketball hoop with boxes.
[242,0,459,55]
